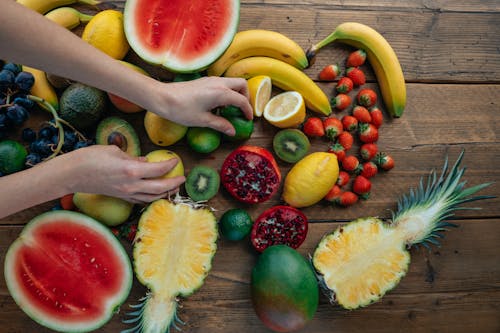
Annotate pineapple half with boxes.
[122,197,218,333]
[313,151,493,309]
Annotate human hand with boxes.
[59,145,185,203]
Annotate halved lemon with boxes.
[263,91,306,128]
[247,75,272,117]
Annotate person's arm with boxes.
[0,1,252,135]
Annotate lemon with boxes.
[247,75,272,117]
[144,111,188,146]
[82,10,129,60]
[283,152,339,208]
[263,91,306,128]
[145,150,184,179]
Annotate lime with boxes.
[0,140,28,175]
[186,127,221,154]
[219,208,253,241]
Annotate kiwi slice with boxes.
[272,129,310,163]
[185,165,220,202]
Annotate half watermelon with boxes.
[124,0,240,73]
[4,210,132,332]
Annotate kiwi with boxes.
[96,116,141,156]
[272,129,310,163]
[185,165,220,202]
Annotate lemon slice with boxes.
[247,75,272,117]
[263,91,306,128]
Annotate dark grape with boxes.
[0,113,9,132]
[0,69,15,89]
[6,104,28,126]
[22,127,37,142]
[62,131,77,152]
[13,96,35,109]
[73,140,90,150]
[25,152,42,167]
[38,126,56,139]
[14,71,35,92]
[2,63,21,76]
[30,138,53,157]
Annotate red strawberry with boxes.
[327,142,346,162]
[360,143,378,161]
[324,184,342,202]
[323,117,343,140]
[123,224,138,242]
[370,106,384,128]
[357,88,377,108]
[359,123,379,143]
[352,105,372,123]
[60,193,75,211]
[303,117,325,137]
[319,64,340,81]
[335,77,354,93]
[341,115,358,132]
[337,131,354,151]
[375,152,395,171]
[336,191,358,207]
[346,67,366,86]
[342,155,362,174]
[336,170,350,187]
[346,49,367,67]
[361,161,378,178]
[353,175,371,199]
[331,93,352,111]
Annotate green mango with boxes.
[73,193,133,226]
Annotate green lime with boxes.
[220,105,243,118]
[0,140,27,175]
[224,116,254,141]
[219,208,253,241]
[186,127,222,154]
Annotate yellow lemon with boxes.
[144,111,188,146]
[145,150,184,179]
[283,152,339,208]
[82,10,129,60]
[263,91,306,128]
[247,75,272,117]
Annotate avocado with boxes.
[96,116,141,156]
[59,83,106,130]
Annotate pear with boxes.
[73,193,133,226]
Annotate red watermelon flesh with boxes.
[4,211,132,332]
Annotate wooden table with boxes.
[1,1,499,332]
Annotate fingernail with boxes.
[225,129,235,136]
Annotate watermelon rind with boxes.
[4,210,133,333]
[123,0,240,73]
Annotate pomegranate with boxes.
[220,145,281,204]
[251,206,308,252]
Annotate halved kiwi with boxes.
[185,165,220,202]
[272,129,310,163]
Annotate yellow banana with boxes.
[22,66,59,111]
[16,0,100,14]
[207,30,308,77]
[307,22,406,117]
[44,7,94,29]
[224,57,331,116]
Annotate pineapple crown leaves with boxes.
[391,150,494,249]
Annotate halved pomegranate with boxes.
[220,145,281,204]
[251,205,308,252]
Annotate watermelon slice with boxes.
[124,0,240,73]
[4,211,132,332]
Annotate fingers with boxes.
[221,77,250,99]
[203,112,236,136]
[219,79,253,120]
[123,176,185,203]
[133,158,180,179]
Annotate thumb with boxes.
[204,113,236,136]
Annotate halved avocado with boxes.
[96,117,141,156]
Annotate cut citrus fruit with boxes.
[263,91,306,128]
[247,75,272,117]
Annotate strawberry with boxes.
[341,115,358,132]
[303,117,325,137]
[60,193,75,211]
[324,184,342,202]
[361,161,378,178]
[358,123,379,143]
[346,67,366,86]
[337,131,354,151]
[356,88,377,108]
[352,105,372,123]
[341,155,362,174]
[336,170,350,187]
[327,142,346,162]
[335,77,354,93]
[360,143,378,161]
[331,93,352,111]
[336,191,358,207]
[370,106,384,128]
[346,49,367,67]
[353,175,371,199]
[375,152,395,171]
[123,223,138,242]
[323,117,343,140]
[319,64,340,81]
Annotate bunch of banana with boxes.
[224,57,331,116]
[45,7,94,29]
[306,22,406,117]
[22,66,59,111]
[16,0,100,14]
[207,29,308,77]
